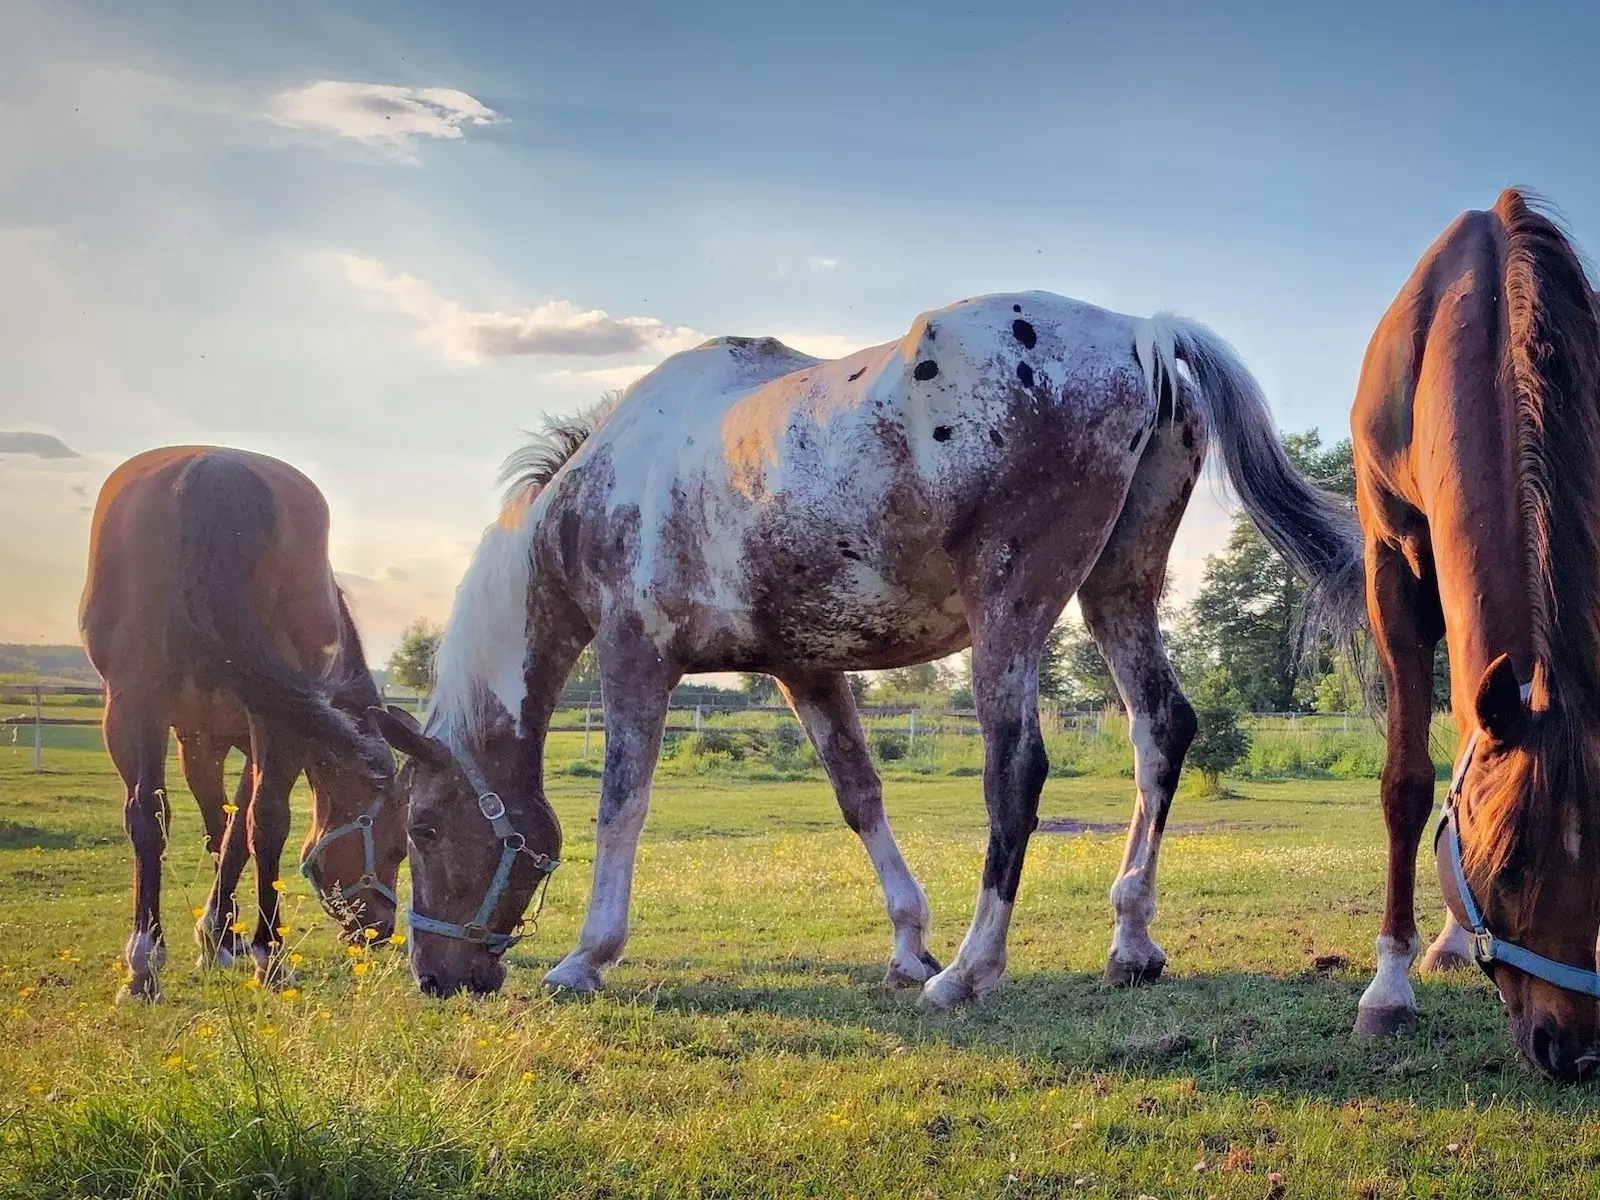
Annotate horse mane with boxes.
[497,390,621,509]
[1464,188,1600,883]
[428,392,620,745]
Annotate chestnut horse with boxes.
[1349,189,1600,1080]
[373,290,1360,1000]
[82,447,404,1001]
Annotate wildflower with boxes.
[229,920,250,936]
[317,1009,332,1020]
[281,988,300,1001]
[475,1039,488,1049]
[165,1055,183,1069]
[28,1085,43,1095]
[288,953,304,966]
[17,987,34,999]
[223,803,239,815]
[191,906,205,919]
[275,926,290,937]
[271,880,284,892]
[196,1025,214,1038]
[388,933,405,947]
[260,1026,277,1038]
[352,962,369,976]
[345,946,362,958]
[243,977,260,990]
[362,928,378,941]
[520,1071,535,1084]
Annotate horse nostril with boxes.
[1532,1025,1566,1078]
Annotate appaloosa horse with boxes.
[1348,190,1600,1080]
[373,291,1360,1002]
[82,447,404,1001]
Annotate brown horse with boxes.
[372,291,1360,1000]
[81,446,404,1001]
[1349,189,1600,1080]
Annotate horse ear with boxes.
[1475,654,1528,747]
[367,705,450,768]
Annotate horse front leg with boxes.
[544,636,677,994]
[1355,543,1441,1037]
[780,670,938,987]
[106,691,172,1002]
[245,717,302,987]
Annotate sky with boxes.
[2,0,1597,664]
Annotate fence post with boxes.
[583,702,593,758]
[694,704,702,732]
[908,709,916,751]
[32,685,43,772]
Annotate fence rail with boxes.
[3,682,1381,772]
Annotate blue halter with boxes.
[300,793,400,918]
[1433,686,1600,1000]
[405,746,560,957]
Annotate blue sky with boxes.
[2,0,1597,656]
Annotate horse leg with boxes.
[244,716,302,986]
[1077,406,1201,985]
[1354,540,1441,1037]
[544,635,677,993]
[106,690,172,1002]
[920,615,1052,1012]
[178,733,245,967]
[779,670,938,987]
[1420,909,1475,973]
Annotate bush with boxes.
[871,732,909,762]
[1190,707,1249,796]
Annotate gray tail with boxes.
[1136,314,1367,651]
[166,453,366,757]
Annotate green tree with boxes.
[1187,673,1250,796]
[387,619,441,694]
[740,673,779,704]
[877,660,956,700]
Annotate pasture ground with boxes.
[2,740,1597,1198]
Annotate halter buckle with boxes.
[355,814,374,829]
[504,833,526,852]
[1472,930,1496,964]
[478,792,506,821]
[463,923,490,944]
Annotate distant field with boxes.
[3,738,1595,1198]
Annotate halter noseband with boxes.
[300,793,400,918]
[1433,683,1600,1000]
[405,744,560,957]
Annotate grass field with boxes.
[3,737,1596,1198]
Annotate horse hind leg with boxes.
[106,691,172,1002]
[779,671,938,987]
[1078,402,1201,986]
[178,733,248,967]
[244,716,303,987]
[1420,909,1475,973]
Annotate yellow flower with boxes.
[17,987,34,999]
[288,953,303,966]
[28,1085,44,1095]
[388,933,405,947]
[362,928,378,941]
[243,977,260,990]
[196,1025,213,1038]
[165,1055,183,1069]
[260,1026,276,1038]
[280,988,300,1001]
[275,926,289,938]
[345,946,362,958]
[271,880,284,892]
[475,1039,488,1049]
[317,1009,332,1020]
[223,803,239,815]
[351,962,369,976]
[191,907,205,919]
[520,1071,535,1084]
[229,921,250,936]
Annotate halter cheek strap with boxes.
[405,748,560,957]
[1434,684,1600,1000]
[300,793,400,913]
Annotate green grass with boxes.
[2,739,1596,1198]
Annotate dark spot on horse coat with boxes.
[1012,319,1037,349]
[1016,362,1034,387]
[1013,304,1022,313]
[914,360,939,381]
[1128,431,1142,451]
[848,366,865,381]
[1181,425,1195,449]
[990,429,1005,447]
[933,425,953,442]
[558,511,581,571]
[840,548,862,562]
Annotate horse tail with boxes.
[166,453,364,755]
[1135,314,1367,644]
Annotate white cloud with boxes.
[545,364,659,389]
[330,253,709,363]
[775,331,877,360]
[807,256,839,270]
[267,81,499,154]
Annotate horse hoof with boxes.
[1420,947,1473,974]
[1354,1004,1418,1038]
[1104,952,1166,987]
[195,946,236,970]
[918,967,985,1012]
[543,958,603,994]
[885,950,942,989]
[116,980,161,1004]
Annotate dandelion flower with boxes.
[345,946,362,958]
[17,987,34,999]
[165,1055,183,1069]
[475,1038,488,1049]
[288,953,304,966]
[281,988,300,1001]
[229,920,250,936]
[362,928,378,941]
[520,1071,535,1084]
[352,962,369,976]
[243,977,260,990]
[388,933,405,947]
[271,880,284,892]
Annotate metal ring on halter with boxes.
[300,792,400,912]
[1433,682,1600,1000]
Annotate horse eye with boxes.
[410,825,438,845]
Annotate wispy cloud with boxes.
[807,256,839,270]
[331,253,709,363]
[0,431,80,459]
[267,81,500,156]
